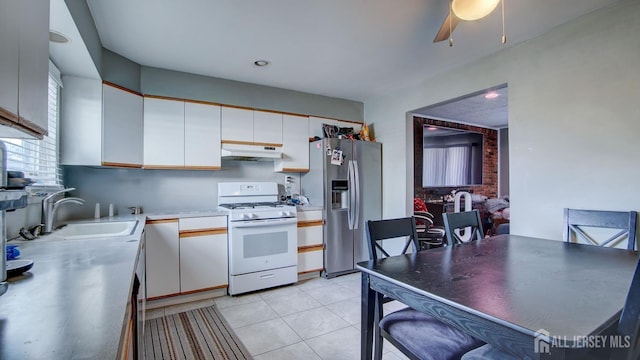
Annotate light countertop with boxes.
[0,216,145,359]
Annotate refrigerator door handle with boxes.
[353,160,360,229]
[347,160,355,230]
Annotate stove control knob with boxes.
[281,211,293,217]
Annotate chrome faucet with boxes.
[42,188,85,233]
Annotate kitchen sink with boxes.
[52,220,138,240]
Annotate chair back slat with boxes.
[442,210,484,245]
[563,209,637,250]
[366,217,419,261]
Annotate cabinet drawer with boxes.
[298,225,322,247]
[298,249,323,274]
[297,210,322,222]
[179,216,227,231]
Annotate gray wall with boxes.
[64,0,102,77]
[99,54,364,122]
[140,66,363,121]
[101,49,141,92]
[366,0,640,240]
[60,162,305,221]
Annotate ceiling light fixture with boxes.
[484,91,499,99]
[451,0,500,21]
[426,126,439,131]
[438,0,507,46]
[253,60,270,67]
[49,30,70,44]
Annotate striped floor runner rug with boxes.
[145,305,253,360]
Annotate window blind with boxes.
[1,75,62,186]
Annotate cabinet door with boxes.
[145,220,180,299]
[0,0,20,122]
[298,225,323,247]
[144,98,185,168]
[276,115,309,172]
[59,77,102,166]
[18,0,49,134]
[221,107,253,143]
[298,249,324,274]
[103,84,143,167]
[253,110,282,145]
[184,102,221,169]
[180,232,228,293]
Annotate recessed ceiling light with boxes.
[49,30,70,44]
[426,126,438,131]
[253,60,270,67]
[484,91,499,99]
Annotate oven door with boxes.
[228,217,297,275]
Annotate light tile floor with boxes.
[147,272,410,360]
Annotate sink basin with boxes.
[52,220,138,240]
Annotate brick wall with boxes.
[414,117,498,201]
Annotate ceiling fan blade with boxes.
[433,12,460,43]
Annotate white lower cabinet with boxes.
[297,210,324,274]
[145,219,180,299]
[179,216,228,293]
[145,216,228,300]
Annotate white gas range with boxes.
[218,182,298,295]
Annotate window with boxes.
[1,74,61,186]
[423,145,471,186]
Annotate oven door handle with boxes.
[230,218,298,228]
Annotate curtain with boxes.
[423,145,470,186]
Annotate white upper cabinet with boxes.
[275,115,309,172]
[61,81,144,167]
[221,107,253,143]
[18,0,49,135]
[102,84,143,167]
[59,77,102,166]
[0,0,49,138]
[221,107,283,146]
[144,97,222,169]
[184,102,221,169]
[0,0,20,122]
[253,110,283,145]
[144,97,185,168]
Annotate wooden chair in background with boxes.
[563,208,637,250]
[366,217,484,360]
[442,210,484,245]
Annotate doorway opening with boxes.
[410,84,509,229]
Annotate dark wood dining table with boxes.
[356,234,638,360]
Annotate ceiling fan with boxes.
[433,0,505,46]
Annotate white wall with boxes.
[366,0,640,240]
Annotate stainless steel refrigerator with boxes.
[301,138,382,278]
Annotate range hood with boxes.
[221,143,282,161]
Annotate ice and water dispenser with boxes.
[331,180,349,210]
